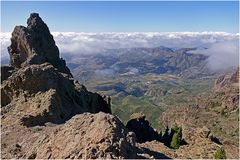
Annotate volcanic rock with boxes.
[137,126,221,159]
[1,13,111,126]
[7,13,72,77]
[214,67,239,90]
[1,13,137,159]
[126,113,161,143]
[1,62,111,126]
[1,66,15,83]
[1,112,136,159]
[213,67,239,112]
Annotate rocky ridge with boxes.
[1,13,136,159]
[1,13,112,126]
[1,13,231,159]
[8,13,72,76]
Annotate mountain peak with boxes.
[8,13,72,76]
[27,13,49,32]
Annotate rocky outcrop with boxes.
[1,66,15,83]
[214,67,239,90]
[126,113,161,143]
[229,67,239,83]
[213,67,239,113]
[1,112,136,159]
[1,63,111,126]
[1,13,111,126]
[1,13,137,159]
[7,13,72,77]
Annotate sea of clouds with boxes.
[1,32,239,71]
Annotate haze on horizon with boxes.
[1,1,239,72]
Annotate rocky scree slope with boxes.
[1,13,136,159]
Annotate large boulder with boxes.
[1,112,136,159]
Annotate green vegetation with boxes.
[170,133,181,149]
[214,147,226,159]
[170,125,182,149]
[112,95,163,130]
[105,75,214,132]
[80,65,214,132]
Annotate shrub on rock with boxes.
[214,147,226,159]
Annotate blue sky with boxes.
[1,1,239,33]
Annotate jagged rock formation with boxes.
[1,13,137,159]
[1,63,112,126]
[213,67,239,112]
[7,13,72,77]
[214,67,239,90]
[126,113,161,143]
[1,13,111,126]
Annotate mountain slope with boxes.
[1,13,135,159]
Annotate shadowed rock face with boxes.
[1,13,112,126]
[1,66,14,83]
[126,113,161,143]
[7,13,72,77]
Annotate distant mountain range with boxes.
[66,46,218,132]
[69,46,213,82]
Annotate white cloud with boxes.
[192,41,239,71]
[1,32,239,71]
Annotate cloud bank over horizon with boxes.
[1,32,239,71]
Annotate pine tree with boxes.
[170,131,181,149]
[170,125,182,149]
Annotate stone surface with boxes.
[160,70,239,159]
[7,13,72,76]
[214,67,239,90]
[137,127,221,159]
[1,13,138,159]
[1,66,15,83]
[126,113,161,143]
[1,112,136,159]
[1,13,111,126]
[1,63,111,126]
